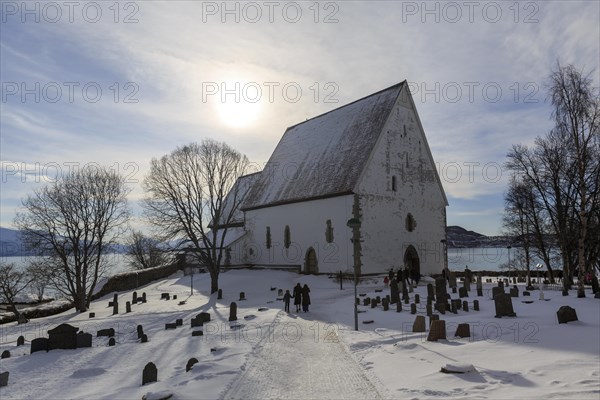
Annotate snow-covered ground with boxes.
[0,270,598,399]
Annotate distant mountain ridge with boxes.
[446,226,511,248]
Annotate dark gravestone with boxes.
[363,297,371,306]
[186,358,199,372]
[376,296,381,303]
[451,301,458,314]
[494,293,517,318]
[161,293,169,300]
[473,300,480,311]
[218,289,223,299]
[137,325,144,339]
[510,286,519,298]
[427,283,435,302]
[386,294,391,303]
[108,338,116,346]
[133,291,138,304]
[277,289,283,297]
[89,312,95,318]
[452,287,457,294]
[413,315,426,332]
[141,334,148,343]
[76,332,92,348]
[402,284,409,302]
[435,302,446,315]
[1,350,10,359]
[112,293,119,315]
[142,362,157,385]
[459,287,468,298]
[435,277,448,312]
[173,295,177,300]
[396,301,402,312]
[414,294,420,304]
[462,301,469,312]
[17,335,25,346]
[410,303,417,314]
[562,289,569,296]
[142,292,147,303]
[192,330,204,337]
[176,318,183,326]
[382,297,389,311]
[371,300,377,309]
[492,286,505,299]
[448,272,457,289]
[477,288,483,297]
[427,320,447,341]
[239,292,246,301]
[126,301,132,313]
[165,323,177,330]
[426,303,432,316]
[523,291,530,296]
[31,337,49,354]
[48,323,79,350]
[200,312,211,323]
[498,281,504,288]
[97,328,115,337]
[455,323,470,338]
[390,279,399,304]
[556,306,578,324]
[429,314,439,327]
[0,371,8,388]
[229,302,238,321]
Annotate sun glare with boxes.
[211,79,263,128]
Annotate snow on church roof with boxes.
[242,82,405,210]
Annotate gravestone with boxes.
[1,350,10,359]
[498,281,504,288]
[452,287,457,294]
[427,320,447,341]
[435,277,448,312]
[448,272,457,289]
[48,323,79,350]
[161,293,169,300]
[76,332,92,348]
[462,301,469,312]
[592,277,600,295]
[410,303,416,314]
[459,287,468,298]
[429,314,439,327]
[0,371,8,388]
[463,276,470,292]
[556,306,578,324]
[404,297,409,305]
[142,292,147,303]
[412,315,426,332]
[176,319,183,326]
[137,325,144,339]
[31,337,49,354]
[371,300,377,309]
[141,334,148,343]
[173,295,177,300]
[426,303,432,316]
[385,294,391,303]
[376,296,381,303]
[239,292,246,301]
[414,294,420,304]
[382,297,389,311]
[427,283,435,301]
[17,335,24,346]
[97,328,115,337]
[434,302,446,315]
[523,291,530,296]
[492,286,505,299]
[186,358,199,372]
[402,284,409,302]
[426,296,432,306]
[200,312,211,323]
[112,293,119,313]
[89,312,95,318]
[132,291,138,304]
[455,323,470,338]
[473,300,480,311]
[192,330,203,337]
[510,286,519,298]
[229,302,238,321]
[126,301,131,313]
[108,338,115,346]
[390,279,399,304]
[477,288,483,297]
[494,293,517,318]
[218,289,223,300]
[165,323,177,330]
[363,297,370,306]
[396,301,402,312]
[451,301,458,314]
[476,274,482,291]
[277,289,283,297]
[142,362,157,385]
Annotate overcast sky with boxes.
[1,0,599,236]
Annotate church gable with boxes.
[242,82,404,211]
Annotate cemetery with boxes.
[0,268,598,399]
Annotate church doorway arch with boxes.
[304,247,318,274]
[404,245,420,281]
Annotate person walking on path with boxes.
[282,290,292,312]
[293,283,303,312]
[302,284,311,312]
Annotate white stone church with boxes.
[223,81,448,277]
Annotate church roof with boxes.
[242,82,405,211]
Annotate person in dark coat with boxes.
[301,284,311,312]
[283,290,292,312]
[293,283,302,312]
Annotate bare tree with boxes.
[549,62,600,297]
[15,166,130,311]
[143,140,249,294]
[25,260,53,302]
[125,230,172,270]
[0,263,34,320]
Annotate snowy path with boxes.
[221,311,384,400]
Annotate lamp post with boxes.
[347,217,361,332]
[507,245,512,284]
